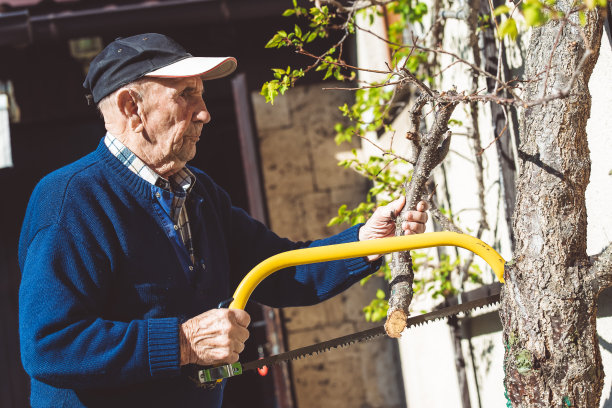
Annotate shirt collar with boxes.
[104,132,195,194]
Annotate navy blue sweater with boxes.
[18,139,380,407]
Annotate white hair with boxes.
[96,78,148,119]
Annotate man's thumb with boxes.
[391,196,406,216]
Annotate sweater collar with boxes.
[92,138,165,200]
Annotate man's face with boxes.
[137,76,210,174]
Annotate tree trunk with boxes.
[499,4,605,406]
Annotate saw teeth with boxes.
[244,293,500,372]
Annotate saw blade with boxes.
[242,290,500,372]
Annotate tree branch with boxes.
[385,95,459,338]
[589,242,612,295]
[429,205,464,234]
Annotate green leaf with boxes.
[360,275,373,286]
[271,68,285,80]
[354,215,366,224]
[260,81,279,104]
[327,216,341,226]
[522,1,548,27]
[376,289,386,299]
[306,31,318,42]
[494,4,511,16]
[282,8,296,17]
[523,6,546,26]
[264,35,279,49]
[294,24,302,38]
[497,18,518,40]
[265,32,288,48]
[323,66,334,80]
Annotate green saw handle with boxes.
[229,231,506,310]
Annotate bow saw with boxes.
[192,231,506,385]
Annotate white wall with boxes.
[585,33,612,256]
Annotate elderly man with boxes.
[18,33,428,407]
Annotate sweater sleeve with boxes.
[19,224,180,389]
[226,205,383,308]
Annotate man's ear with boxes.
[115,88,143,133]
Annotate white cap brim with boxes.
[145,56,237,80]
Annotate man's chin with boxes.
[180,148,197,164]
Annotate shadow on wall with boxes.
[600,335,612,408]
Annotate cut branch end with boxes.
[385,310,408,338]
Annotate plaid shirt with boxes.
[104,133,196,264]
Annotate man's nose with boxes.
[194,100,211,124]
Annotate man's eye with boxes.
[179,90,202,98]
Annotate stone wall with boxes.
[251,84,406,408]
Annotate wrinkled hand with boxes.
[359,196,429,262]
[179,309,251,366]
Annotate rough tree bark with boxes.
[499,3,610,406]
[386,94,458,337]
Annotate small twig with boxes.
[401,66,435,97]
[449,149,476,163]
[321,80,403,91]
[374,157,399,179]
[358,133,417,164]
[426,186,436,203]
[435,59,464,78]
[297,48,392,75]
[487,0,501,33]
[478,122,509,155]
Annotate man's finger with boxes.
[232,325,250,344]
[402,221,426,234]
[405,210,428,223]
[232,339,246,354]
[416,200,429,212]
[218,351,239,365]
[231,309,251,327]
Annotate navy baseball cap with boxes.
[83,33,237,104]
